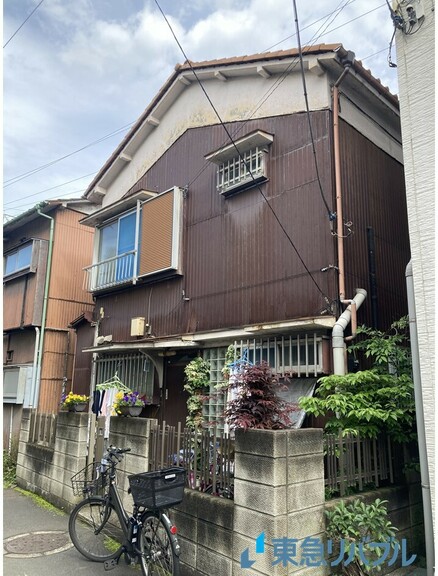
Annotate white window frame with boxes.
[205,130,273,197]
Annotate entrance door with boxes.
[161,355,192,429]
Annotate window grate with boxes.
[95,353,154,400]
[217,147,265,193]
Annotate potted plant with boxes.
[113,390,147,417]
[61,391,89,412]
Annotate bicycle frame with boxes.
[98,465,181,570]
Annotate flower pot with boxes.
[69,402,87,413]
[118,406,143,417]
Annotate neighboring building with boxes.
[3,200,94,449]
[75,44,410,430]
[394,0,435,533]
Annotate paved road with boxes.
[4,487,428,576]
[3,488,135,576]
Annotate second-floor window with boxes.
[98,211,138,283]
[82,187,183,292]
[217,146,265,194]
[206,129,273,197]
[4,242,34,277]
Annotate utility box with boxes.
[131,317,146,337]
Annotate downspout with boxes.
[34,206,55,410]
[332,289,367,375]
[406,261,434,575]
[332,51,367,371]
[31,327,40,408]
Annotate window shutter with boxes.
[138,187,180,277]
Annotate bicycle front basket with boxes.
[128,467,186,509]
[71,462,105,496]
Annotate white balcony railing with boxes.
[84,250,137,292]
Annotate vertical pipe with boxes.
[406,261,434,575]
[367,226,379,329]
[333,82,346,302]
[35,206,55,411]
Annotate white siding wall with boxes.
[395,0,435,529]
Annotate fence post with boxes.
[233,428,326,575]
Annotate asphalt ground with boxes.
[3,488,137,576]
[3,487,428,576]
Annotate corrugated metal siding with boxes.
[38,329,75,413]
[50,208,94,304]
[94,111,407,341]
[96,112,337,338]
[340,118,409,329]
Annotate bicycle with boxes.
[68,445,185,576]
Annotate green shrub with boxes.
[325,498,398,575]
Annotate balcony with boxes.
[84,250,137,292]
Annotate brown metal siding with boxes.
[139,189,174,276]
[94,111,408,342]
[3,240,48,330]
[38,329,75,413]
[339,118,409,329]
[96,112,338,339]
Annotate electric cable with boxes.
[4,2,388,203]
[4,123,134,187]
[292,0,339,220]
[3,172,97,206]
[154,0,331,305]
[4,0,45,49]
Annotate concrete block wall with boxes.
[233,428,326,576]
[108,415,155,512]
[16,409,88,510]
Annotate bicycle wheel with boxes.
[69,497,125,561]
[139,513,180,576]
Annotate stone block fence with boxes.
[16,409,423,576]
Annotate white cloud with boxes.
[3,0,400,216]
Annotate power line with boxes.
[4,2,388,201]
[4,172,97,206]
[3,0,46,48]
[154,0,331,304]
[4,123,134,187]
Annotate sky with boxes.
[3,0,399,221]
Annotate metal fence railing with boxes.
[324,433,396,497]
[148,422,235,498]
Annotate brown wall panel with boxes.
[94,111,407,342]
[339,119,409,329]
[49,208,94,305]
[139,190,174,276]
[3,330,37,364]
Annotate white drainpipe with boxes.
[31,327,40,408]
[406,261,434,575]
[332,289,367,375]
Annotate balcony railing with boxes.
[84,250,137,292]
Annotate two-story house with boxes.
[75,44,410,430]
[3,200,94,449]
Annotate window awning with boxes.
[79,190,157,228]
[277,377,318,428]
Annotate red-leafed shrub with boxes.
[224,362,293,430]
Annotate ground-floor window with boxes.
[95,352,154,401]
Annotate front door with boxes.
[161,355,193,429]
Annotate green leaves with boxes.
[299,318,415,442]
[184,357,211,428]
[326,498,398,575]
